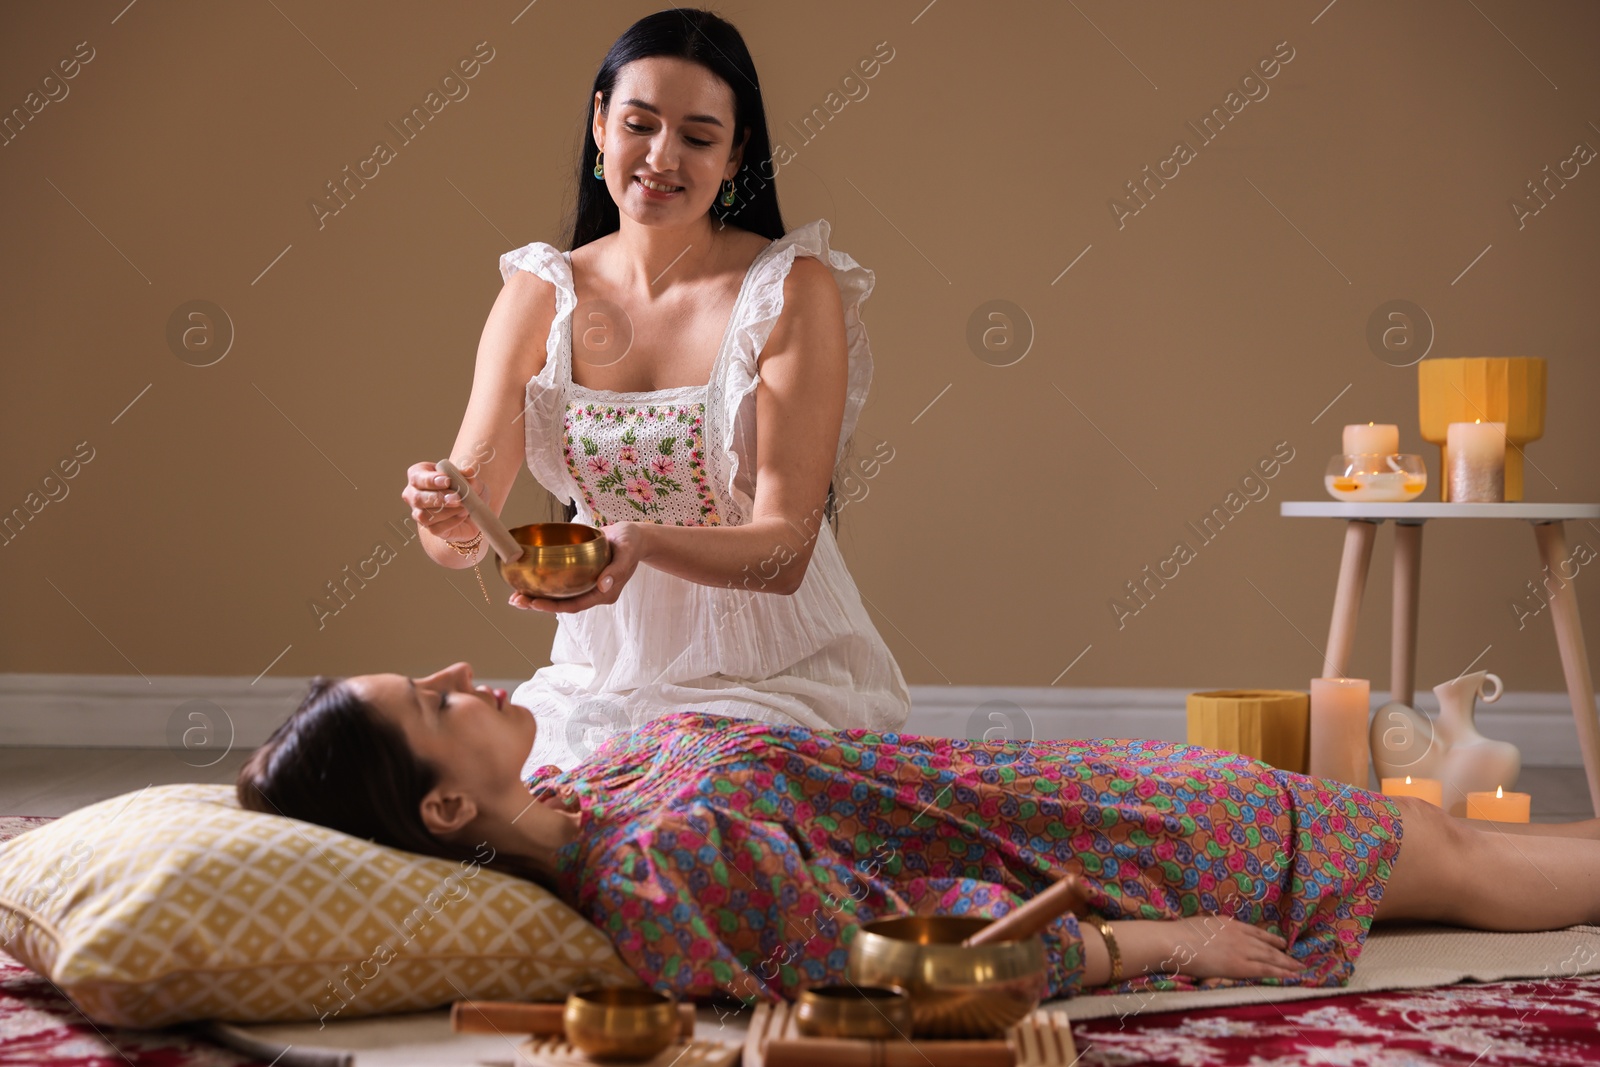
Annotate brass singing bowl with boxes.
[846,916,1048,1039]
[794,984,914,1040]
[497,523,612,599]
[563,986,679,1061]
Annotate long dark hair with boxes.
[555,7,841,532]
[236,677,552,889]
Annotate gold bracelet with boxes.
[444,531,491,604]
[445,530,483,555]
[1088,911,1122,984]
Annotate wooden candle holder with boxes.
[1186,690,1309,773]
[1417,357,1546,502]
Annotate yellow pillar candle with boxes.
[1343,422,1399,456]
[1466,785,1531,822]
[1381,775,1443,807]
[1309,677,1371,788]
[1445,420,1506,502]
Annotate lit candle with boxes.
[1381,775,1443,807]
[1343,423,1399,457]
[1309,677,1371,788]
[1445,420,1506,502]
[1466,785,1531,822]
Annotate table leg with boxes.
[1323,520,1378,680]
[1532,520,1600,818]
[1391,522,1423,707]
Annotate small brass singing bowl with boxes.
[563,987,679,1061]
[498,523,612,600]
[794,984,913,1040]
[846,915,1048,1039]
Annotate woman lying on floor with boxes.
[237,661,1600,1001]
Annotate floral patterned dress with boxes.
[526,712,1405,1002]
[500,218,911,773]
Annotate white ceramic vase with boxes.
[1369,701,1446,782]
[1434,671,1520,817]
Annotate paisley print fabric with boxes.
[527,712,1404,1002]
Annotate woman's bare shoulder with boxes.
[489,265,559,380]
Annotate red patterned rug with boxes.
[4,814,1600,1066]
[1070,978,1600,1064]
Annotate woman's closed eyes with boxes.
[623,120,712,147]
[417,687,448,718]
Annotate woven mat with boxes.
[1053,920,1600,1020]
[205,922,1600,1065]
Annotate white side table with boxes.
[1280,502,1600,816]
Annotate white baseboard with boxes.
[903,684,1598,768]
[0,674,1593,767]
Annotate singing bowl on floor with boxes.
[846,915,1048,1038]
[497,523,611,599]
[563,987,679,1060]
[794,984,914,1039]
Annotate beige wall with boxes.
[1,1,1596,700]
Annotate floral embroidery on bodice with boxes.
[562,397,725,527]
[504,219,878,534]
[499,219,915,773]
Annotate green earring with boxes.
[593,150,604,179]
[720,176,736,207]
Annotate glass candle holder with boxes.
[1324,454,1428,502]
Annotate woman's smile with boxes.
[633,174,684,200]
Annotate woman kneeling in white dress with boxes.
[401,9,910,772]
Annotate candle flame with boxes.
[1405,775,1413,784]
[1475,418,1482,424]
[1496,785,1504,798]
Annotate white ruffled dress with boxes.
[500,218,912,772]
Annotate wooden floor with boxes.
[0,746,1593,821]
[0,746,255,816]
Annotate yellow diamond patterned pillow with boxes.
[0,782,639,1028]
